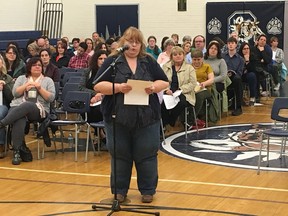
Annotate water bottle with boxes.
[67,133,74,148]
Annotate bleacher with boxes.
[0,30,42,51]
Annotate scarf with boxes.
[23,74,46,118]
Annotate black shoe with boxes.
[232,108,243,116]
[12,150,22,165]
[116,194,127,203]
[0,145,5,159]
[100,143,108,151]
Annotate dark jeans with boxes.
[161,94,188,127]
[269,63,281,85]
[242,72,257,98]
[227,73,243,109]
[0,105,8,144]
[104,120,160,196]
[1,102,42,149]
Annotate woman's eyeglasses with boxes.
[32,64,42,67]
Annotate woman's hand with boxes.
[90,93,102,104]
[25,82,41,91]
[165,89,173,95]
[0,80,6,86]
[118,83,132,94]
[145,85,155,95]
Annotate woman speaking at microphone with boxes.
[94,27,168,203]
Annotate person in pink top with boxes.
[157,38,175,66]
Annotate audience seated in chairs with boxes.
[157,38,175,67]
[238,42,258,106]
[191,49,214,126]
[79,50,108,150]
[68,42,90,69]
[269,36,284,91]
[51,39,72,68]
[25,42,40,63]
[40,49,60,82]
[251,34,272,100]
[0,57,55,165]
[204,40,229,120]
[161,46,197,128]
[0,55,14,158]
[3,45,26,80]
[222,37,245,116]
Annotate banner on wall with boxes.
[206,1,284,48]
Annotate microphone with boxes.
[116,45,129,52]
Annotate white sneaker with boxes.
[261,91,269,97]
[274,83,280,91]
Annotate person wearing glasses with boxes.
[3,46,26,80]
[94,27,169,204]
[0,57,55,165]
[238,42,258,106]
[191,35,207,54]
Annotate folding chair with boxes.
[50,91,94,162]
[61,72,83,88]
[67,76,84,84]
[184,106,198,139]
[257,97,288,174]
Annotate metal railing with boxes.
[35,0,63,39]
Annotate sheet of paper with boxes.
[124,79,152,105]
[0,91,2,105]
[90,100,101,107]
[194,82,207,93]
[163,90,182,110]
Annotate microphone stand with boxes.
[91,53,160,215]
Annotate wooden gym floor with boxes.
[0,97,287,215]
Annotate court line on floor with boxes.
[1,166,288,193]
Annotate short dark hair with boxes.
[256,34,267,41]
[26,57,44,77]
[204,41,222,59]
[72,38,80,43]
[79,42,88,51]
[39,48,51,57]
[227,37,237,44]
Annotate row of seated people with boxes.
[156,34,285,118]
[0,32,284,164]
[0,36,112,79]
[0,48,109,165]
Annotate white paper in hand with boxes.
[124,79,152,105]
[90,100,101,107]
[0,91,3,106]
[163,90,182,109]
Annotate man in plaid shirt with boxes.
[68,42,90,69]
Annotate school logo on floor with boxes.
[161,123,288,172]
